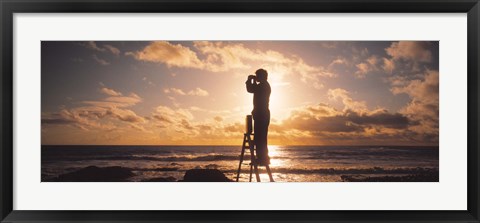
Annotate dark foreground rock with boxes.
[182,169,232,182]
[49,166,135,182]
[142,176,177,182]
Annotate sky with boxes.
[41,41,439,146]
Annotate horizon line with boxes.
[41,144,439,147]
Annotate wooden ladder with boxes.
[236,133,274,182]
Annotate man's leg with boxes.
[264,117,270,162]
[263,117,270,164]
[254,118,270,165]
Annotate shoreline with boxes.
[42,165,439,182]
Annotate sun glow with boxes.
[269,82,291,121]
[267,145,285,167]
[266,65,293,121]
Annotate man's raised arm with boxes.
[246,75,257,93]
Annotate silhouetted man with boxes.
[246,69,271,166]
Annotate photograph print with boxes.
[41,41,439,182]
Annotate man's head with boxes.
[255,69,268,82]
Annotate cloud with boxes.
[241,83,437,145]
[146,104,243,142]
[81,101,129,109]
[320,42,338,49]
[127,41,335,90]
[194,41,335,88]
[92,54,110,66]
[74,92,144,124]
[42,109,115,131]
[214,116,223,122]
[83,93,142,108]
[192,41,251,71]
[354,55,380,78]
[151,106,195,131]
[347,109,412,129]
[391,70,438,103]
[43,91,435,145]
[164,87,209,97]
[305,103,341,117]
[106,108,145,123]
[366,55,378,66]
[82,41,105,52]
[129,123,150,132]
[163,88,186,95]
[272,101,423,145]
[390,70,439,141]
[327,58,348,69]
[187,87,209,96]
[104,93,142,105]
[44,41,439,145]
[327,88,368,112]
[43,87,145,131]
[188,106,230,115]
[351,42,433,76]
[42,115,76,125]
[223,122,244,133]
[385,41,432,63]
[103,44,121,56]
[153,106,194,122]
[125,41,204,69]
[100,87,122,96]
[282,104,411,134]
[355,63,370,78]
[382,57,395,73]
[81,41,121,56]
[142,77,156,86]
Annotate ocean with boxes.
[41,145,439,182]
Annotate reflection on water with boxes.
[266,145,286,167]
[42,145,439,182]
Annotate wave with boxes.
[42,154,303,162]
[270,166,438,175]
[129,166,438,175]
[42,153,436,163]
[43,154,243,162]
[341,173,438,182]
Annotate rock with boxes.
[182,169,232,182]
[142,176,177,182]
[52,166,135,182]
[41,173,54,182]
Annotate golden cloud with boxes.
[385,41,432,63]
[126,41,204,69]
[100,87,122,96]
[127,41,335,90]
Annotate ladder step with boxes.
[236,133,274,182]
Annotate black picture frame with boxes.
[1,0,479,222]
